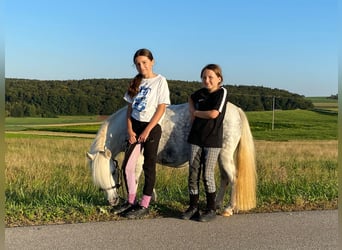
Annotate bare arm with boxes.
[126,104,137,144]
[189,96,220,120]
[194,109,220,119]
[188,97,196,122]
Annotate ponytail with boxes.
[127,73,143,97]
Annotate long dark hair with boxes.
[127,48,154,97]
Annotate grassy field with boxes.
[247,109,337,140]
[5,109,338,141]
[5,115,103,131]
[306,96,338,112]
[5,137,337,227]
[5,104,338,227]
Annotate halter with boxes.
[96,150,122,192]
[99,164,121,191]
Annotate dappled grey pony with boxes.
[86,102,257,216]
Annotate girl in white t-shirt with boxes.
[113,48,170,219]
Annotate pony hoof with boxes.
[108,198,120,207]
[221,209,233,217]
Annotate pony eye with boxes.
[104,149,112,159]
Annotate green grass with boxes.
[5,138,337,227]
[5,115,101,125]
[5,115,103,131]
[306,96,338,112]
[306,96,338,103]
[5,108,338,226]
[246,110,337,140]
[5,109,338,141]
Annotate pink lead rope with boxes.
[124,143,141,203]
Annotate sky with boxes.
[5,0,337,97]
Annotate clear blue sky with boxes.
[5,0,337,97]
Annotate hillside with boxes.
[5,78,314,117]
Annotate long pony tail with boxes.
[235,108,257,211]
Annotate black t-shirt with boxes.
[187,87,228,147]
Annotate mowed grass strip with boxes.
[5,116,102,131]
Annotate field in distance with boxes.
[5,96,338,141]
[306,96,338,112]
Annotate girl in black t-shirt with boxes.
[181,64,228,222]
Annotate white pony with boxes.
[87,102,257,216]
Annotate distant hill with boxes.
[5,78,314,117]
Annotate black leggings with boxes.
[131,118,162,196]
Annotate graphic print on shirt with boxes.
[132,86,151,112]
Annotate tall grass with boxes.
[5,136,337,227]
[254,140,337,211]
[5,137,105,226]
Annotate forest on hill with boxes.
[5,78,314,117]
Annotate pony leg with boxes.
[217,147,237,216]
[222,181,236,217]
[216,160,229,210]
[152,189,157,202]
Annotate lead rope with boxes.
[111,157,126,201]
[116,140,135,201]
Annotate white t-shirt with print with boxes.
[124,74,170,124]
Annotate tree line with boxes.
[5,78,314,117]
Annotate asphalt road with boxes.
[5,210,338,250]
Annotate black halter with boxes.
[97,151,122,192]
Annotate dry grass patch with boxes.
[255,140,337,181]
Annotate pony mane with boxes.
[89,120,109,154]
[89,106,127,154]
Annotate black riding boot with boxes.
[181,194,199,220]
[199,192,216,222]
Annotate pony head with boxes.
[86,147,121,206]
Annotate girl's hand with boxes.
[128,133,137,144]
[138,130,150,143]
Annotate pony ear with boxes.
[104,149,112,159]
[86,152,95,160]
